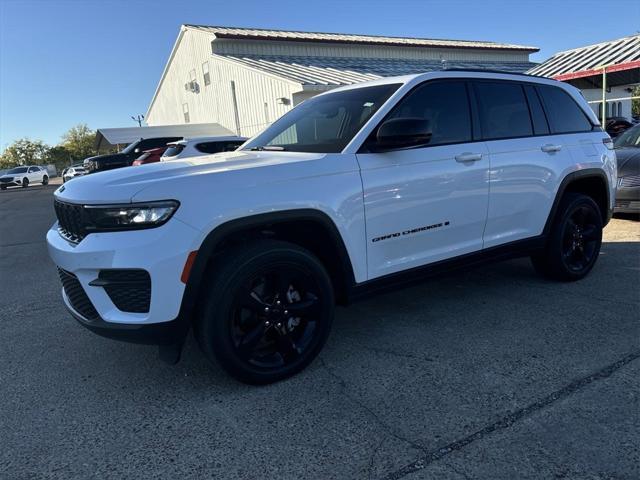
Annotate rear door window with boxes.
[536,85,592,134]
[474,81,533,140]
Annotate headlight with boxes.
[84,200,179,232]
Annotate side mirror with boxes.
[372,118,432,152]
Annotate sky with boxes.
[1,0,638,150]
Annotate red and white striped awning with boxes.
[528,34,640,81]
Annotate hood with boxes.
[55,150,327,204]
[615,147,640,175]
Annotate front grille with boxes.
[97,270,151,313]
[54,200,87,243]
[618,174,640,188]
[57,268,99,320]
[0,177,13,183]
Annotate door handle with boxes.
[455,152,483,163]
[541,144,562,153]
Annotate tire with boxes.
[531,193,603,281]
[22,178,29,188]
[195,239,335,384]
[42,175,48,185]
[0,185,6,190]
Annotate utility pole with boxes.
[131,114,145,127]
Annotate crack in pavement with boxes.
[381,350,640,480]
[319,357,427,453]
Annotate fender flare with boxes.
[542,168,611,236]
[177,209,357,324]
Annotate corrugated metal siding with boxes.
[528,34,640,78]
[146,29,301,137]
[219,54,535,86]
[188,25,538,52]
[212,39,531,62]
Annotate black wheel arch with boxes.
[178,209,357,329]
[543,168,611,236]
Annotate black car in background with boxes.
[84,136,181,173]
[613,124,640,214]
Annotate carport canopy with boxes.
[95,123,235,150]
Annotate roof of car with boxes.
[167,135,248,146]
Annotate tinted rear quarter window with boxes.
[523,85,550,135]
[474,81,533,140]
[386,81,472,146]
[536,85,592,134]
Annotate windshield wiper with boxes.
[249,145,286,151]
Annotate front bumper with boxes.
[47,216,202,330]
[62,288,186,345]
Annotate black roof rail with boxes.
[438,68,550,80]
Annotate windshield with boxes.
[243,83,401,153]
[614,124,640,148]
[163,144,185,158]
[7,167,28,174]
[121,140,141,154]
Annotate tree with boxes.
[61,124,96,162]
[0,138,50,168]
[632,85,640,117]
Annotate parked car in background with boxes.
[605,117,633,138]
[0,165,48,190]
[160,136,246,162]
[613,123,640,213]
[84,136,181,173]
[62,164,87,183]
[132,147,168,166]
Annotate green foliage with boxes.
[61,124,96,161]
[0,138,50,168]
[632,86,640,117]
[0,124,96,172]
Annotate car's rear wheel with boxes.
[42,175,48,185]
[22,178,29,188]
[195,240,334,384]
[531,193,603,281]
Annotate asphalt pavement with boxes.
[1,182,639,480]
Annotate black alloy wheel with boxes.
[22,178,29,188]
[196,239,334,384]
[531,193,603,281]
[560,204,600,273]
[230,267,322,369]
[42,175,49,185]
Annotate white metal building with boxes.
[528,34,640,122]
[146,25,538,136]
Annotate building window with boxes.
[202,62,210,86]
[183,103,190,123]
[264,102,270,125]
[618,101,623,116]
[612,102,617,116]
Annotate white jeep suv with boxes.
[47,71,616,384]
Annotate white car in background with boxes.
[160,136,247,162]
[0,165,49,190]
[62,164,87,183]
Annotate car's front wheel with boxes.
[42,175,48,185]
[531,193,603,281]
[196,240,335,384]
[22,178,29,188]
